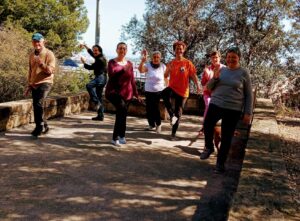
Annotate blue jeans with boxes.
[31,83,52,127]
[86,75,107,118]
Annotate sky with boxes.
[81,0,146,58]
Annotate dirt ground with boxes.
[277,116,300,207]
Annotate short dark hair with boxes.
[117,42,127,49]
[173,41,186,51]
[209,49,221,57]
[226,46,241,58]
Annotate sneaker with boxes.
[170,116,178,126]
[92,116,104,121]
[119,137,126,144]
[156,125,162,134]
[170,133,178,141]
[43,125,50,134]
[31,126,43,137]
[200,148,214,160]
[146,126,155,131]
[214,163,225,174]
[111,139,120,147]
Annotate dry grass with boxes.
[277,116,300,206]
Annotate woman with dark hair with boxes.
[200,46,253,174]
[162,41,201,139]
[80,44,107,121]
[105,42,142,147]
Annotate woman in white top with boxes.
[138,50,166,133]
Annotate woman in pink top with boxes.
[105,42,141,147]
[199,50,224,134]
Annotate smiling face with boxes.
[226,52,240,69]
[92,46,101,56]
[116,43,127,58]
[210,54,221,66]
[175,44,185,58]
[32,39,45,52]
[151,53,161,64]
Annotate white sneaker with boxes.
[146,126,155,131]
[111,139,120,147]
[119,137,126,144]
[170,116,178,126]
[156,125,162,134]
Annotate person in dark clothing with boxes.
[80,44,107,121]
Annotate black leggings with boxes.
[204,103,241,165]
[107,94,130,140]
[161,87,187,135]
[145,91,162,127]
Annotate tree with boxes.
[0,0,89,58]
[122,0,299,87]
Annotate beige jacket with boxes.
[28,47,56,88]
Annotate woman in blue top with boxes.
[200,46,253,174]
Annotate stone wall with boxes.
[0,92,205,132]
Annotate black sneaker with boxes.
[200,148,214,160]
[31,126,43,137]
[92,116,104,121]
[214,163,225,174]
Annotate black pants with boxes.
[204,103,241,165]
[161,87,187,135]
[107,93,130,140]
[31,83,52,127]
[145,91,162,128]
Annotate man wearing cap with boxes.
[26,32,56,137]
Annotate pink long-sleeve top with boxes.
[105,59,139,101]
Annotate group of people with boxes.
[26,32,253,174]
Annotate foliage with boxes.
[0,24,90,103]
[0,0,89,59]
[51,69,91,96]
[0,24,30,103]
[122,0,299,108]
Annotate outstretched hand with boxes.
[141,49,148,63]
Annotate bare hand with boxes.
[243,114,251,125]
[141,49,148,63]
[24,86,31,97]
[80,56,86,64]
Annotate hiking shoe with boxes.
[156,125,162,134]
[214,163,225,174]
[200,148,214,160]
[92,116,104,121]
[119,137,126,144]
[111,139,120,147]
[170,116,178,126]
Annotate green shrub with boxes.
[0,23,90,103]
